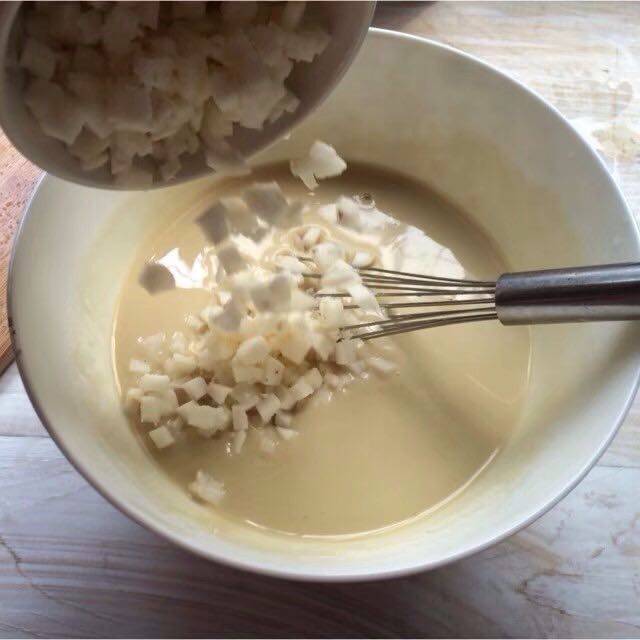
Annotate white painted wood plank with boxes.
[0,436,638,638]
[0,364,46,438]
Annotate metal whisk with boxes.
[308,262,640,340]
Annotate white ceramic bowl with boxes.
[9,30,640,581]
[0,1,374,190]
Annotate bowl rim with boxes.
[8,27,640,582]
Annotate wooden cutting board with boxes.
[0,133,42,374]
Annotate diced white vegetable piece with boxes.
[24,79,84,145]
[20,38,56,80]
[310,331,334,360]
[335,338,362,366]
[248,281,272,313]
[81,152,108,171]
[303,367,323,391]
[258,429,277,454]
[186,314,205,332]
[214,300,242,332]
[235,335,270,366]
[279,328,311,364]
[256,394,281,423]
[200,100,234,144]
[267,89,300,123]
[275,386,296,411]
[270,275,293,311]
[312,385,332,405]
[281,365,299,387]
[149,425,175,449]
[290,289,315,311]
[138,262,175,294]
[290,141,346,188]
[186,405,228,434]
[289,157,317,190]
[139,332,165,363]
[125,387,144,412]
[284,26,330,62]
[182,376,208,401]
[200,305,222,328]
[77,9,103,45]
[189,470,225,506]
[280,1,306,30]
[347,283,382,315]
[275,255,306,274]
[351,250,375,268]
[207,335,237,361]
[276,426,298,440]
[68,128,110,161]
[164,353,197,378]
[114,166,154,189]
[232,405,249,432]
[243,182,288,223]
[290,378,314,403]
[217,243,246,275]
[336,196,365,231]
[133,55,174,91]
[221,1,258,25]
[129,359,150,375]
[317,203,338,225]
[313,242,345,272]
[164,416,184,437]
[251,275,291,312]
[367,356,398,375]
[106,82,152,133]
[324,372,341,389]
[197,202,230,245]
[102,3,141,58]
[321,259,360,288]
[319,297,345,328]
[275,411,293,428]
[177,400,197,419]
[303,226,322,249]
[140,395,163,424]
[276,201,304,229]
[140,373,171,394]
[220,197,260,237]
[232,362,263,384]
[208,382,232,405]
[233,429,247,454]
[204,139,249,176]
[348,360,367,376]
[262,356,285,386]
[308,141,347,179]
[158,389,179,414]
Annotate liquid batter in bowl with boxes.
[113,163,531,537]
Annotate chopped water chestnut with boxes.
[17,1,330,185]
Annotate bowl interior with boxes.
[0,1,374,190]
[10,30,640,579]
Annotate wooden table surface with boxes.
[1,2,639,638]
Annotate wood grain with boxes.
[0,135,42,375]
[0,436,638,638]
[0,2,639,637]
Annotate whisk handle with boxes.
[495,262,640,325]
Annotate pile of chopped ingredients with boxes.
[125,142,400,506]
[15,1,329,186]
